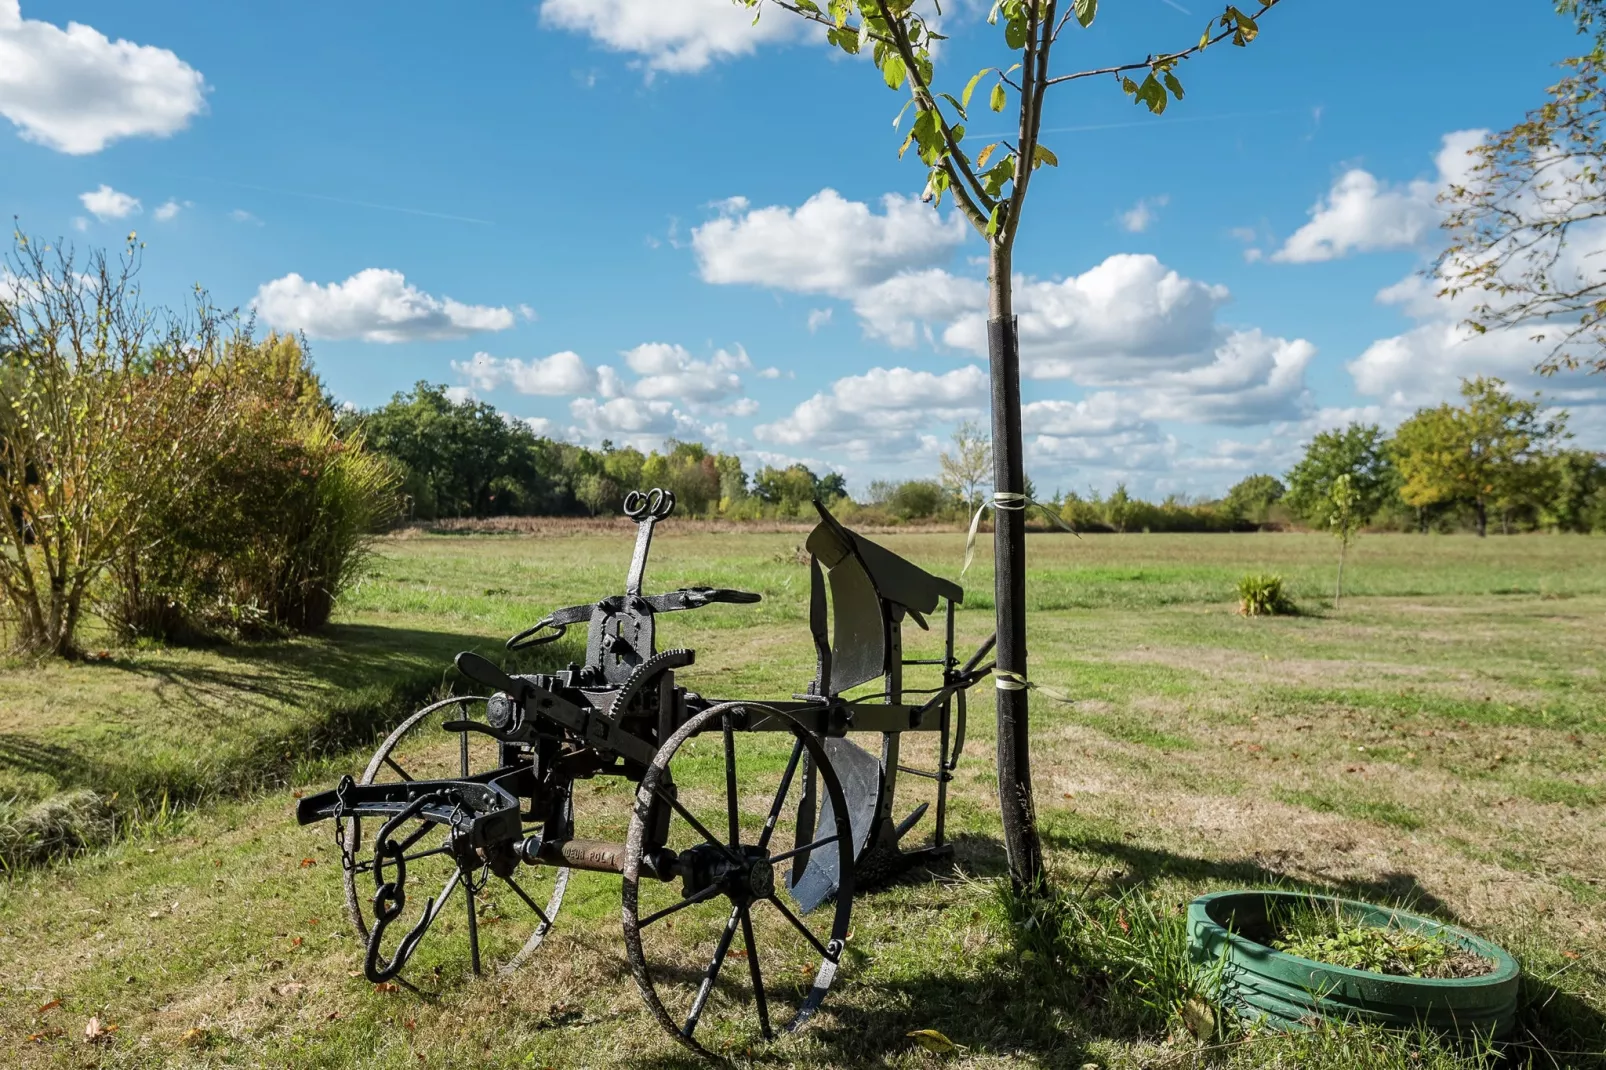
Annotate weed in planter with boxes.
[1269,900,1491,979]
[1238,573,1297,616]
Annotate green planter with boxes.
[1187,890,1520,1039]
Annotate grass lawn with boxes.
[1,527,1603,1068]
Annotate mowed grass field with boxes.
[1,526,1603,1069]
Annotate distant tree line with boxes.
[341,383,847,522]
[346,378,1604,536]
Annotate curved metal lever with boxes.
[455,651,529,700]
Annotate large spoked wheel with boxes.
[622,702,855,1057]
[337,695,571,981]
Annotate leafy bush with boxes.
[105,335,400,641]
[1238,573,1296,616]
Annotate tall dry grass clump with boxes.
[105,333,401,641]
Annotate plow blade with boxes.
[786,736,881,914]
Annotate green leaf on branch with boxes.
[1005,17,1028,50]
[794,0,822,12]
[1074,0,1098,28]
[1032,144,1059,169]
[991,82,1007,112]
[1163,71,1186,101]
[982,155,1015,197]
[940,92,967,119]
[892,98,914,129]
[826,26,860,54]
[1135,73,1168,114]
[962,68,989,112]
[883,55,907,90]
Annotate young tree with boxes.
[1436,1,1606,376]
[1284,424,1396,530]
[0,233,233,656]
[735,0,1285,886]
[939,419,993,516]
[1392,377,1568,537]
[1328,473,1361,608]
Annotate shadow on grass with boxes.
[0,623,582,868]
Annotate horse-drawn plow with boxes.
[296,489,995,1054]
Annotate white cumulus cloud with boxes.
[152,198,187,221]
[0,0,206,154]
[693,189,968,295]
[539,0,800,75]
[252,269,516,343]
[756,365,985,458]
[623,341,750,406]
[1271,130,1486,263]
[453,351,597,396]
[78,184,139,220]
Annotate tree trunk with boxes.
[986,240,1044,890]
[1335,537,1347,609]
[1475,499,1488,538]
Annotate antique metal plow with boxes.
[297,489,995,1055]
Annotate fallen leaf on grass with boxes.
[36,998,62,1014]
[907,1028,963,1054]
[1563,950,1581,960]
[374,982,400,994]
[299,858,316,868]
[181,1027,209,1047]
[290,937,303,947]
[84,1016,118,1043]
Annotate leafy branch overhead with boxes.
[742,0,1282,242]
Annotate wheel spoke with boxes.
[683,905,741,1039]
[652,786,740,865]
[636,882,722,929]
[722,715,740,847]
[500,874,553,929]
[766,894,832,961]
[739,905,771,1040]
[768,833,840,868]
[459,728,470,778]
[756,738,804,852]
[382,755,413,782]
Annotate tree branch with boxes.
[1042,1,1281,88]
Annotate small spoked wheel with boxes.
[622,702,855,1056]
[337,695,571,982]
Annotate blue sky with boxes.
[3,0,1603,497]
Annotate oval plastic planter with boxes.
[1186,890,1521,1039]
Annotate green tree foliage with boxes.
[1541,449,1606,532]
[1285,424,1397,530]
[939,420,992,514]
[752,463,846,513]
[1437,0,1606,375]
[352,383,563,520]
[1223,473,1285,525]
[1392,378,1568,537]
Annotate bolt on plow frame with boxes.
[296,488,995,1056]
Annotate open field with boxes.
[1,529,1604,1068]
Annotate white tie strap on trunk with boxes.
[961,491,1079,576]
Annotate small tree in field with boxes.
[939,419,992,516]
[0,232,232,657]
[736,0,1286,887]
[1328,473,1361,608]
